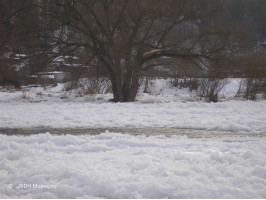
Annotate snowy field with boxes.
[1,100,266,133]
[0,78,266,198]
[0,78,266,133]
[1,132,266,198]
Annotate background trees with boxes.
[225,0,266,44]
[0,0,40,86]
[1,0,266,101]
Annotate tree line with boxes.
[1,0,266,102]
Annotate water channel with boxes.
[0,127,265,138]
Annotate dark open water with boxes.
[0,127,265,138]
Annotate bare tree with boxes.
[36,0,244,102]
[0,0,41,87]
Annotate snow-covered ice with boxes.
[1,100,266,133]
[0,132,265,198]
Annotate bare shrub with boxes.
[237,78,266,100]
[82,79,112,95]
[172,78,199,91]
[64,78,112,97]
[171,77,179,87]
[139,77,153,94]
[188,79,199,91]
[63,81,75,91]
[197,78,229,102]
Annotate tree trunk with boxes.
[110,68,140,102]
[110,73,123,102]
[123,68,140,102]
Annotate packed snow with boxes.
[0,132,266,198]
[1,78,266,198]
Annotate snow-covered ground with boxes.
[0,78,266,198]
[0,79,265,133]
[1,100,266,133]
[1,132,266,198]
[0,78,241,104]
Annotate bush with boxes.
[197,78,228,102]
[236,78,266,100]
[171,78,199,91]
[64,78,112,96]
[82,79,112,95]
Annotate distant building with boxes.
[36,71,71,85]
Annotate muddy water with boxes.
[0,127,265,138]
